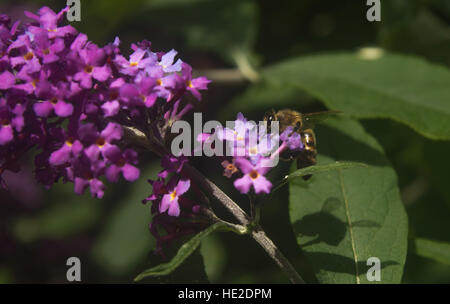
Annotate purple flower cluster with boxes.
[0,7,210,198]
[216,113,303,195]
[143,154,210,253]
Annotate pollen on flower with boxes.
[84,65,93,73]
[170,190,177,201]
[23,52,34,60]
[50,97,58,104]
[43,48,50,55]
[156,79,163,86]
[31,79,38,88]
[187,80,193,88]
[96,137,106,148]
[65,138,74,147]
[249,170,259,180]
[129,61,138,67]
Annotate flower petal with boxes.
[234,157,253,174]
[233,174,252,194]
[33,101,53,117]
[122,163,140,182]
[252,175,272,194]
[168,199,180,217]
[0,125,13,145]
[54,100,74,117]
[160,194,171,213]
[175,179,190,196]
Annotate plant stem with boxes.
[183,163,305,284]
[126,126,305,284]
[251,229,305,284]
[183,164,249,225]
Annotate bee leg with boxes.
[294,121,301,132]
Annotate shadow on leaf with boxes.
[292,198,381,247]
[305,252,399,277]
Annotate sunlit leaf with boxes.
[289,118,408,283]
[264,53,450,140]
[273,161,368,192]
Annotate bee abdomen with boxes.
[301,129,316,154]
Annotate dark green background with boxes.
[0,0,449,283]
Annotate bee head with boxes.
[263,109,277,123]
[264,109,277,133]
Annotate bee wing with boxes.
[302,110,342,129]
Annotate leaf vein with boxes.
[338,169,360,284]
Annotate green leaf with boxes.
[264,53,450,140]
[415,238,450,266]
[134,222,226,281]
[273,161,368,192]
[289,118,408,283]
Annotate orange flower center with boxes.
[227,164,235,171]
[249,170,259,180]
[96,137,106,148]
[170,190,177,201]
[65,137,75,147]
[31,79,39,88]
[84,65,93,73]
[23,52,34,60]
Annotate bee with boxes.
[264,109,340,180]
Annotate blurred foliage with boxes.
[90,164,159,278]
[0,0,449,283]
